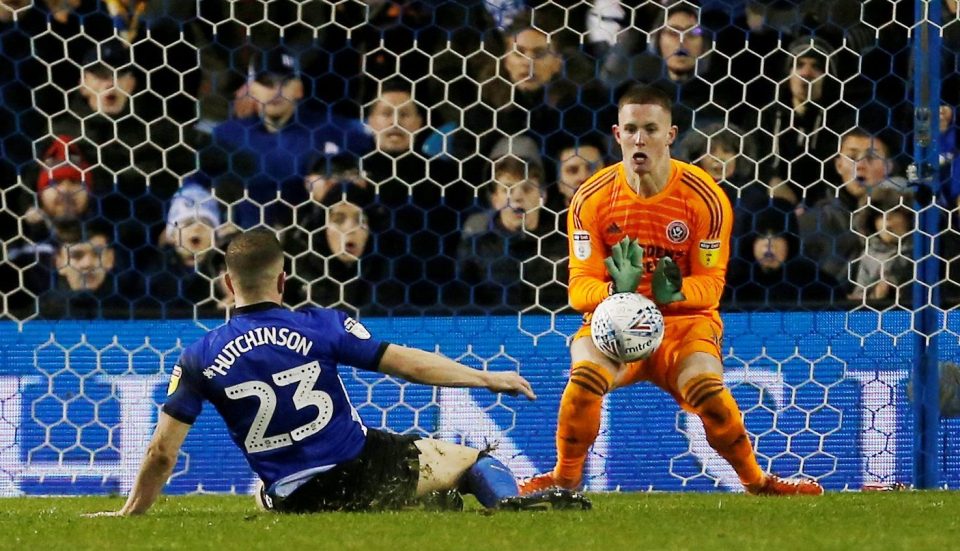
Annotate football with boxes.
[590,293,665,363]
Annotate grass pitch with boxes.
[2,492,958,550]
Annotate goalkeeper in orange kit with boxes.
[520,85,823,496]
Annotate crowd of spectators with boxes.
[1,0,959,319]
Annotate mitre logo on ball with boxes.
[591,293,665,363]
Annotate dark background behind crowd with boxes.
[1,0,959,320]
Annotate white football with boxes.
[590,293,665,363]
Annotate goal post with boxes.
[911,0,942,490]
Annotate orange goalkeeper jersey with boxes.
[567,159,733,317]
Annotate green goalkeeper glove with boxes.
[604,236,644,294]
[652,256,685,305]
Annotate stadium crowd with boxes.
[1,0,959,319]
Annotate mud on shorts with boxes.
[574,313,724,407]
[268,428,422,513]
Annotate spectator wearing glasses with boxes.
[464,8,612,172]
[39,220,140,319]
[797,129,907,293]
[598,3,736,136]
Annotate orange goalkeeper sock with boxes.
[553,361,613,488]
[682,373,765,488]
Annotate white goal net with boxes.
[1,0,958,495]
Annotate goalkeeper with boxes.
[521,86,823,496]
[88,230,589,516]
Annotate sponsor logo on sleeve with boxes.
[573,230,592,260]
[344,317,372,340]
[666,221,690,244]
[698,239,722,267]
[167,365,182,396]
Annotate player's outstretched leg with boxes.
[520,358,614,495]
[464,451,591,510]
[679,358,823,496]
[462,451,524,507]
[417,440,592,510]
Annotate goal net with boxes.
[1,0,958,495]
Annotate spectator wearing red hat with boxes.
[22,135,95,243]
[3,135,98,318]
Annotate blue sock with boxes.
[464,453,520,508]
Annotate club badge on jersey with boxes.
[666,220,689,244]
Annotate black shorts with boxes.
[268,428,422,513]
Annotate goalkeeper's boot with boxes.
[497,488,592,511]
[519,472,568,495]
[748,474,824,496]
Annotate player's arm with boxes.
[86,354,203,518]
[677,261,727,308]
[378,344,536,400]
[119,413,191,515]
[661,174,734,309]
[86,413,190,517]
[567,192,614,312]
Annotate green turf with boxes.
[2,492,958,550]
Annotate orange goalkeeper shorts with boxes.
[572,313,724,403]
